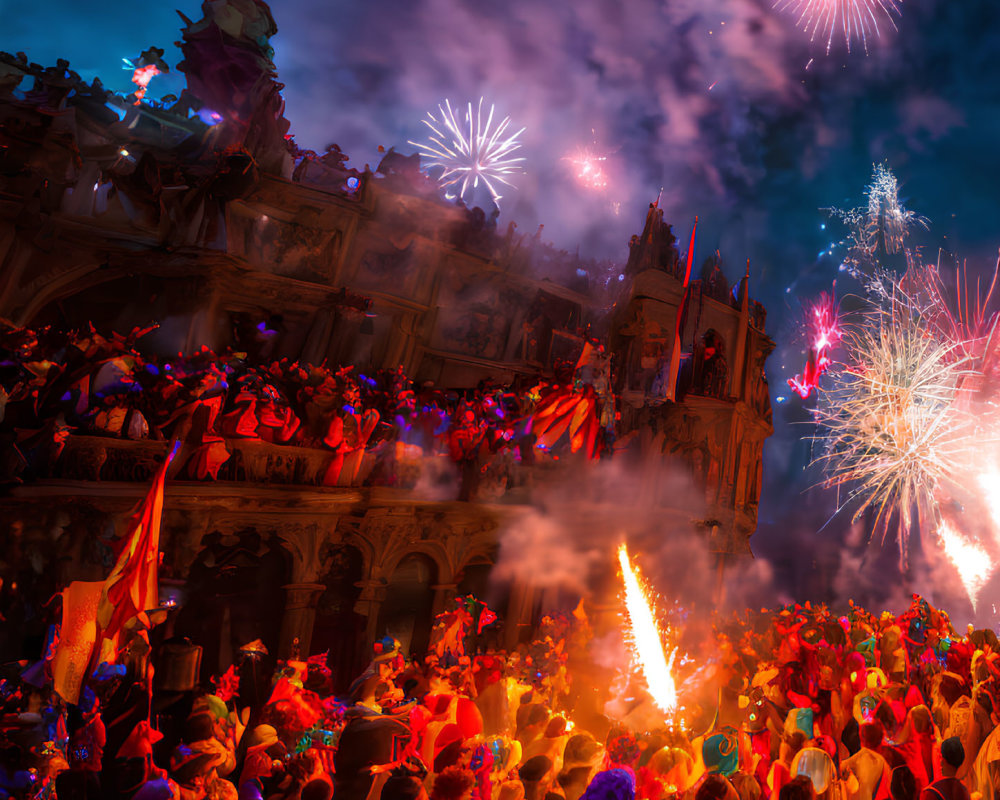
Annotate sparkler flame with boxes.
[408,98,525,208]
[617,544,677,716]
[773,0,902,55]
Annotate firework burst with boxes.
[813,290,979,565]
[408,98,525,208]
[564,148,609,192]
[774,0,902,54]
[826,164,928,283]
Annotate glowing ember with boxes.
[937,520,993,610]
[130,64,161,105]
[788,288,840,399]
[408,98,525,208]
[617,544,677,716]
[773,0,902,55]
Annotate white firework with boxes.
[774,0,902,55]
[408,98,526,207]
[866,163,927,255]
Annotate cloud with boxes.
[273,0,805,255]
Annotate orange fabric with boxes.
[52,581,104,704]
[97,444,177,648]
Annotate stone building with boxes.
[0,1,773,681]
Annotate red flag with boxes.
[477,605,497,635]
[96,442,179,652]
[665,217,698,401]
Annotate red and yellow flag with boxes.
[96,441,179,648]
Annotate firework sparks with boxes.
[617,544,677,716]
[408,98,525,208]
[826,164,928,284]
[813,294,978,564]
[789,288,841,399]
[130,64,161,104]
[564,148,608,192]
[937,520,993,610]
[773,0,902,55]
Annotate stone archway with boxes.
[376,552,439,659]
[173,527,291,680]
[311,542,366,692]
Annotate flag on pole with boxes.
[53,442,179,702]
[665,217,698,401]
[96,440,180,651]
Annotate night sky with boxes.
[5,0,1000,614]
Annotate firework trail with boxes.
[773,0,902,55]
[789,288,841,399]
[937,520,993,611]
[408,98,525,208]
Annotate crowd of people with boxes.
[3,590,1000,800]
[0,321,608,491]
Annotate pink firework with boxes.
[130,64,161,105]
[788,288,841,399]
[564,148,608,192]
[773,0,902,54]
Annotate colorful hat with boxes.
[373,636,401,664]
[702,728,739,778]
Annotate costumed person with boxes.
[695,773,740,800]
[789,746,836,799]
[558,734,605,800]
[55,687,105,800]
[430,765,477,800]
[237,724,287,799]
[918,738,969,800]
[887,706,936,791]
[334,651,412,800]
[519,756,555,800]
[840,722,891,800]
[767,731,806,800]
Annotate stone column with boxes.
[355,579,387,648]
[278,582,326,659]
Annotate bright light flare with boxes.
[408,98,525,208]
[564,148,608,192]
[130,64,161,105]
[937,520,993,610]
[789,289,841,399]
[773,0,902,55]
[979,468,1000,547]
[617,544,677,716]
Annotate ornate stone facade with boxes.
[0,1,774,674]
